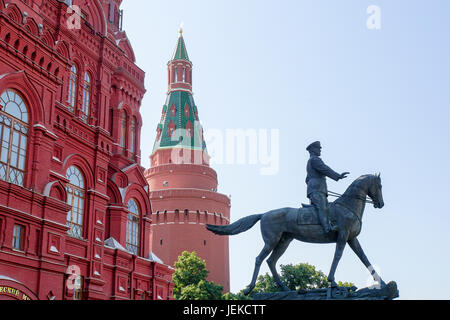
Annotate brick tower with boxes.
[145,29,231,292]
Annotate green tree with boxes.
[252,273,280,294]
[173,251,224,300]
[177,280,224,300]
[279,263,329,290]
[251,263,354,296]
[222,291,253,301]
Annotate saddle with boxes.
[297,203,337,227]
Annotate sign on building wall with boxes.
[0,278,38,301]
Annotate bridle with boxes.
[329,189,374,205]
[330,184,378,226]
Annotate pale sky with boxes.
[122,0,450,299]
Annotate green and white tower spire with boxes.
[151,28,209,166]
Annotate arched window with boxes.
[0,89,29,187]
[182,68,186,82]
[67,64,78,112]
[120,111,127,151]
[130,117,136,155]
[66,166,85,239]
[81,72,91,122]
[126,199,140,255]
[174,67,177,82]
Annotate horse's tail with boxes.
[206,214,263,236]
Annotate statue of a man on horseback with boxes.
[306,141,350,233]
[206,141,393,297]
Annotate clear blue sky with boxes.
[122,0,450,299]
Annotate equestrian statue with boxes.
[206,141,391,297]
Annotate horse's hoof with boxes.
[243,287,253,296]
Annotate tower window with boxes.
[174,67,178,82]
[182,68,186,82]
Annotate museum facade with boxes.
[0,0,174,300]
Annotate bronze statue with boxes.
[305,141,349,233]
[207,173,386,296]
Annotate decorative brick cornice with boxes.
[149,188,230,205]
[145,163,217,180]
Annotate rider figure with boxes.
[306,141,350,233]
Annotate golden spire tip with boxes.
[179,22,184,37]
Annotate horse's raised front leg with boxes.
[348,237,386,287]
[327,232,349,287]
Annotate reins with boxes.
[329,185,373,226]
[328,190,374,204]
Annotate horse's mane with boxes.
[342,174,376,195]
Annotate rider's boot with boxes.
[317,209,332,233]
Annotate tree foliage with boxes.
[222,291,253,301]
[251,263,354,296]
[173,252,355,300]
[177,280,224,300]
[173,251,224,300]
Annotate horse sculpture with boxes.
[206,174,386,295]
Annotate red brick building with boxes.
[0,0,173,300]
[145,30,231,292]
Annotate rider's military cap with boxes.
[306,141,321,152]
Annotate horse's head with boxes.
[367,173,384,209]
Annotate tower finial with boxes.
[179,21,184,37]
[171,22,190,61]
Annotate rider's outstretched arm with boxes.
[311,157,342,181]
